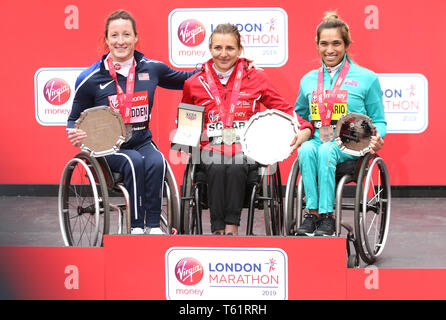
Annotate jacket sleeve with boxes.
[365,77,387,138]
[181,79,194,104]
[157,62,199,90]
[66,76,95,130]
[258,71,314,135]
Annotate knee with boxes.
[298,141,317,163]
[317,143,339,168]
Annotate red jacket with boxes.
[182,58,314,156]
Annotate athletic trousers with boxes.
[199,150,257,232]
[298,134,358,214]
[105,139,165,229]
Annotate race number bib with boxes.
[206,120,247,145]
[108,91,149,130]
[310,90,348,127]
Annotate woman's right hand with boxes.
[67,129,87,148]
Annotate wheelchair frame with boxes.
[179,155,284,236]
[58,151,180,247]
[284,152,391,267]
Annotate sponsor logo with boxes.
[175,257,204,286]
[99,80,114,90]
[43,78,71,105]
[178,19,206,47]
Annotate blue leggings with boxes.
[298,137,358,214]
[105,140,165,228]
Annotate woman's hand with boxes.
[245,58,263,71]
[369,132,384,154]
[290,128,312,155]
[67,128,87,148]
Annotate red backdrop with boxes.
[1,0,443,186]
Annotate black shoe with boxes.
[314,214,335,236]
[296,213,320,236]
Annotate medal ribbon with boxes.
[204,60,244,127]
[316,58,350,126]
[106,57,136,124]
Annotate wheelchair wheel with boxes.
[284,159,300,235]
[180,159,203,234]
[354,153,391,264]
[262,164,284,236]
[58,152,110,247]
[161,163,181,235]
[269,164,284,235]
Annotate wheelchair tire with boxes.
[161,163,181,235]
[284,159,300,235]
[269,164,284,236]
[58,152,110,247]
[354,153,391,264]
[180,159,203,234]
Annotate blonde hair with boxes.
[316,11,352,47]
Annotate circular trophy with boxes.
[334,112,377,157]
[75,106,127,157]
[241,109,299,165]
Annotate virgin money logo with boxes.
[178,19,206,47]
[175,257,204,286]
[43,78,71,105]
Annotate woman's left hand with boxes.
[289,128,312,155]
[246,58,263,71]
[369,133,384,154]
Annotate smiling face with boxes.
[105,18,138,62]
[209,33,242,73]
[317,28,347,67]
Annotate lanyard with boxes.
[204,60,244,127]
[106,57,136,123]
[316,58,350,126]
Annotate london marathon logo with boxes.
[178,19,206,47]
[43,78,71,105]
[175,257,204,286]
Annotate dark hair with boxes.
[316,11,352,47]
[105,9,138,38]
[209,23,242,49]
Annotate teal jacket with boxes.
[295,55,387,138]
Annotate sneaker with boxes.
[296,213,320,236]
[145,227,166,235]
[130,227,145,235]
[314,215,335,236]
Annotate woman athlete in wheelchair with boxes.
[180,23,314,235]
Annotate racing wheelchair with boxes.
[57,151,180,247]
[284,152,391,267]
[179,154,284,236]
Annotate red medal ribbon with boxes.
[316,58,350,126]
[106,57,135,124]
[204,60,244,128]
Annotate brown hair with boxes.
[209,23,242,49]
[316,11,352,48]
[104,9,138,38]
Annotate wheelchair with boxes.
[284,152,391,267]
[58,151,180,247]
[180,154,284,236]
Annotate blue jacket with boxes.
[295,55,387,138]
[67,50,196,148]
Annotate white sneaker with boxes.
[145,227,166,235]
[130,227,145,235]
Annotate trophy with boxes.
[334,112,377,157]
[171,103,205,153]
[74,106,126,157]
[241,109,300,165]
